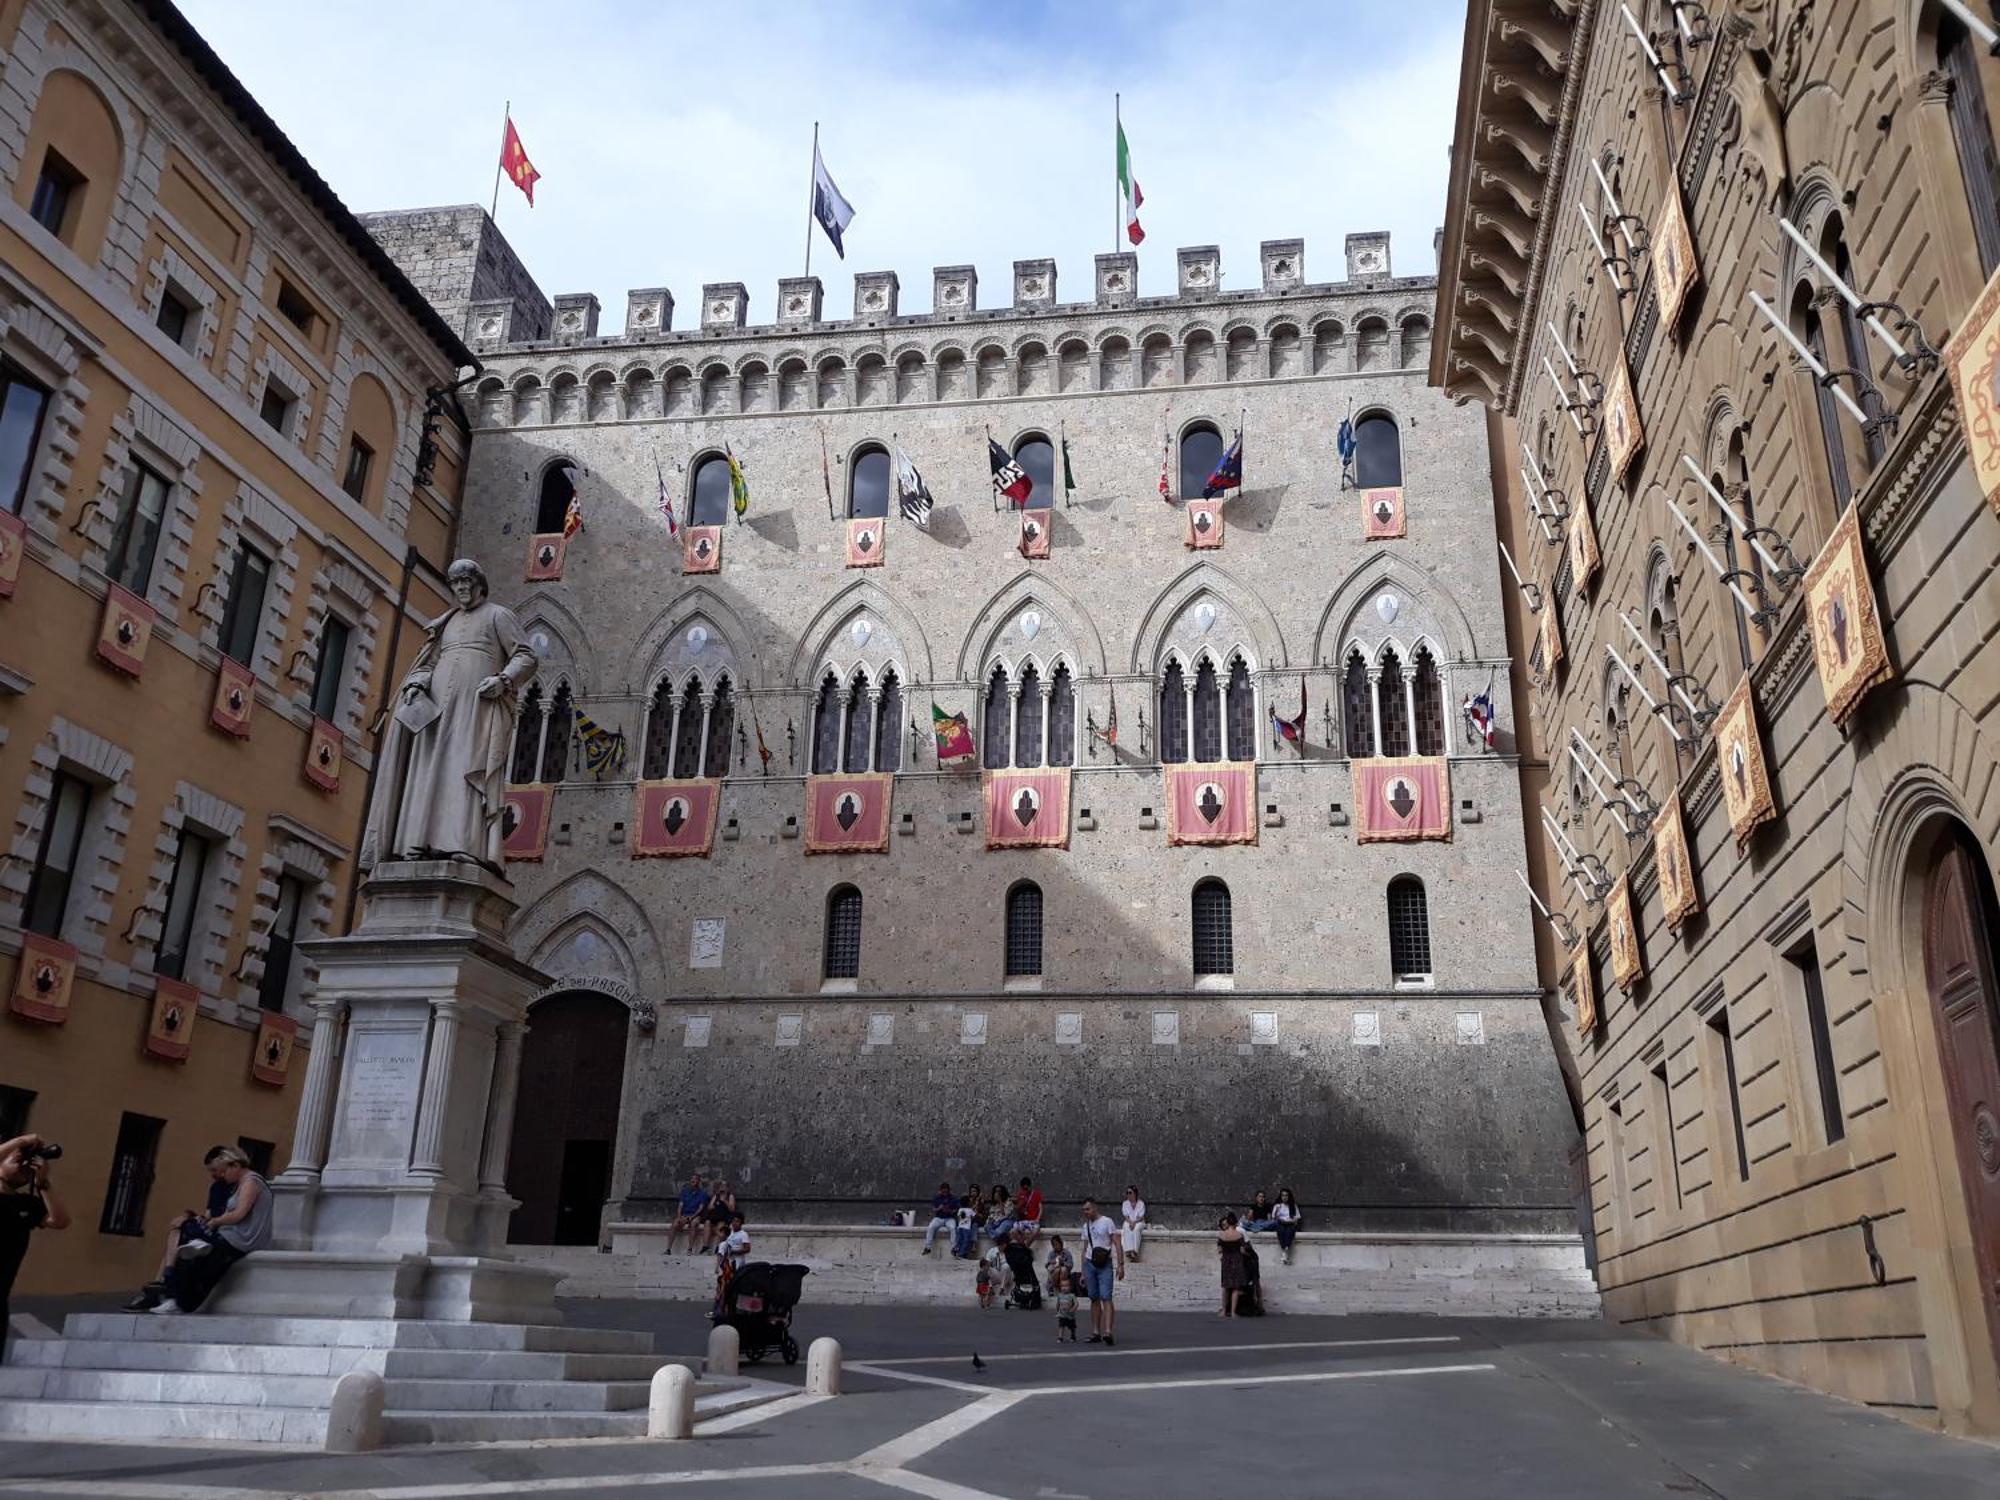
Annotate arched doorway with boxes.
[1920,821,2000,1368]
[506,990,628,1245]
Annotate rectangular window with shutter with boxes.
[218,542,270,667]
[99,1112,165,1236]
[155,827,213,982]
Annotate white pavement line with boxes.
[855,1465,1012,1500]
[848,1360,996,1394]
[0,1487,281,1500]
[1014,1359,1496,1397]
[866,1334,1464,1366]
[325,1461,845,1497]
[696,1390,832,1434]
[852,1391,1026,1472]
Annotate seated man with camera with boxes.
[0,1134,71,1363]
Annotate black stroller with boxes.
[1001,1240,1042,1310]
[713,1261,811,1364]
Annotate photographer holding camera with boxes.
[0,1133,71,1363]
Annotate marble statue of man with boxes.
[361,559,538,871]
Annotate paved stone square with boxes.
[1,1299,1994,1498]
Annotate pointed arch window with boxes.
[1190,658,1223,762]
[873,669,902,773]
[1005,880,1043,977]
[541,682,574,783]
[1047,665,1076,767]
[1377,651,1410,758]
[671,679,705,777]
[1224,657,1255,761]
[1192,878,1233,976]
[1343,651,1374,758]
[704,677,735,777]
[511,684,546,783]
[1603,672,1632,782]
[641,679,676,779]
[689,454,733,526]
[1387,876,1431,982]
[1353,412,1402,489]
[848,445,891,519]
[842,676,872,772]
[1159,660,1190,764]
[1412,647,1445,757]
[811,672,842,774]
[1178,423,1223,502]
[1014,665,1044,767]
[534,460,576,533]
[984,666,1011,769]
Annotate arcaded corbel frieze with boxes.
[1491,64,1560,125]
[1482,114,1553,173]
[1460,281,1519,333]
[1494,6,1571,72]
[1449,347,1506,396]
[1476,161,1542,218]
[1454,311,1514,366]
[1473,205,1536,260]
[1466,249,1524,297]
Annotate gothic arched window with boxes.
[1178,422,1223,502]
[1191,657,1223,762]
[1412,647,1445,757]
[1159,659,1189,764]
[811,672,842,774]
[1387,876,1431,982]
[848,445,891,519]
[1015,664,1044,767]
[1047,664,1076,767]
[1192,878,1233,976]
[541,682,574,783]
[705,676,735,777]
[842,676,872,772]
[511,683,545,783]
[689,454,732,527]
[1353,412,1402,488]
[641,679,675,779]
[1377,651,1410,758]
[984,666,1011,769]
[1225,657,1255,761]
[1013,434,1055,509]
[534,460,575,533]
[873,669,902,773]
[1344,651,1373,758]
[1005,880,1043,978]
[671,679,704,777]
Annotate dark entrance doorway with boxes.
[506,989,629,1245]
[1921,823,2000,1367]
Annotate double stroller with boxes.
[713,1261,811,1364]
[1002,1239,1041,1310]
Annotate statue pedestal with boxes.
[226,859,557,1322]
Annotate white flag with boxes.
[812,143,855,259]
[894,445,933,528]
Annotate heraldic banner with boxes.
[1567,495,1601,592]
[683,525,722,574]
[1184,498,1224,550]
[1803,501,1893,728]
[524,531,567,582]
[210,656,255,738]
[1716,676,1776,850]
[1607,874,1645,992]
[805,772,893,853]
[633,778,721,857]
[304,717,343,793]
[96,583,156,676]
[0,508,24,598]
[1361,486,1405,540]
[502,785,552,860]
[1018,509,1052,559]
[1353,756,1451,843]
[1604,355,1646,485]
[145,976,197,1062]
[1571,942,1598,1036]
[1165,762,1257,846]
[846,517,886,568]
[10,931,77,1024]
[1652,179,1701,333]
[1945,258,2000,516]
[1655,788,1702,931]
[984,768,1072,850]
[251,1011,298,1086]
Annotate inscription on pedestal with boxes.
[330,1029,426,1163]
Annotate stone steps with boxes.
[57,1312,655,1353]
[0,1397,331,1446]
[382,1409,650,1444]
[4,1338,679,1383]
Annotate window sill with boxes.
[819,977,858,995]
[1394,976,1435,992]
[1195,973,1235,991]
[1002,975,1043,993]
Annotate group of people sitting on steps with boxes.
[920,1176,1044,1258]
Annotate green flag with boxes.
[726,444,750,520]
[1060,434,1076,498]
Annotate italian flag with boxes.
[1116,121,1144,246]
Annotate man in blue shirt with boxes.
[668,1173,710,1256]
[921,1181,959,1255]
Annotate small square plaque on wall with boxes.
[684,1016,712,1048]
[1352,1011,1382,1047]
[775,1014,804,1047]
[1055,1012,1083,1046]
[1456,1012,1486,1046]
[960,1011,988,1046]
[690,918,725,969]
[1251,1012,1278,1045]
[866,1013,894,1047]
[1152,1011,1180,1046]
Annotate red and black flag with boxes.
[989,438,1032,508]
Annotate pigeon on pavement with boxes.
[972,1353,986,1371]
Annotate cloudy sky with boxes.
[178,0,1464,332]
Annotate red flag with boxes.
[989,439,1032,506]
[500,116,540,206]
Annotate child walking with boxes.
[975,1254,996,1309]
[1052,1268,1078,1342]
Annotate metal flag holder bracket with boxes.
[1621,2,1695,105]
[1516,869,1582,950]
[1854,299,1941,377]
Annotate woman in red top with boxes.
[1014,1177,1044,1242]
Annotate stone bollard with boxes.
[806,1336,842,1396]
[649,1363,697,1439]
[323,1369,384,1453]
[706,1323,740,1378]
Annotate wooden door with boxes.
[1922,833,2000,1364]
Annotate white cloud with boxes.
[178,0,1461,330]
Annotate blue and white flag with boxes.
[812,143,855,260]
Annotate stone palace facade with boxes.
[361,209,1582,1244]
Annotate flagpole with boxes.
[491,101,509,220]
[805,121,819,279]
[1113,94,1121,256]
